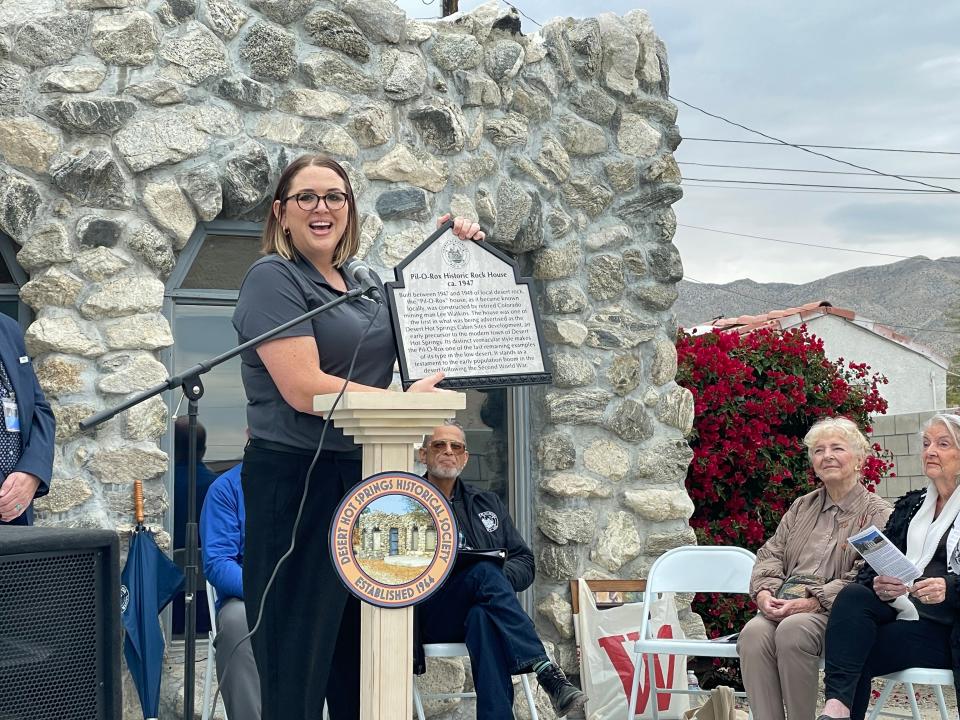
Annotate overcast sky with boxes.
[395,0,960,284]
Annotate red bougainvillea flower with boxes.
[676,325,892,654]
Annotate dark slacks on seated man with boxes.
[415,423,587,718]
[200,462,261,720]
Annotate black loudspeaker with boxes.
[0,527,121,720]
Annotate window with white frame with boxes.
[162,222,263,476]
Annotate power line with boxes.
[670,96,959,194]
[680,162,960,182]
[677,223,960,263]
[681,137,960,156]
[684,177,952,193]
[505,3,542,27]
[684,183,951,196]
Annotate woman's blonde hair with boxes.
[803,416,870,462]
[261,154,359,267]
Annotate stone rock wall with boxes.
[0,0,694,711]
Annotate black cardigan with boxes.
[855,488,960,700]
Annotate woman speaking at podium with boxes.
[233,154,483,720]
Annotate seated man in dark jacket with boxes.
[417,423,587,718]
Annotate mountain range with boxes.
[672,256,960,363]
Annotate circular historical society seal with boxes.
[439,235,470,269]
[330,471,458,608]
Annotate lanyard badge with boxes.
[2,399,20,433]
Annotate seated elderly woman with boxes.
[737,417,892,720]
[819,412,960,720]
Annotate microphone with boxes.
[342,257,384,303]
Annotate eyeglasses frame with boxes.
[282,190,352,212]
[427,440,468,454]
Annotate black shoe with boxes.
[536,662,588,717]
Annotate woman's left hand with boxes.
[439,213,485,242]
[910,577,947,605]
[406,371,454,394]
[776,597,821,618]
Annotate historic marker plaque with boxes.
[330,471,458,608]
[386,223,552,389]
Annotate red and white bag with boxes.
[576,580,689,720]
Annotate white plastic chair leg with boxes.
[520,675,540,720]
[905,682,921,720]
[647,656,660,720]
[519,673,539,720]
[412,679,426,720]
[934,684,949,720]
[868,679,897,720]
[626,652,643,720]
[201,633,214,720]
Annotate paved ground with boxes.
[838,679,956,720]
[730,680,959,720]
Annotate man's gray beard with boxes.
[427,464,460,481]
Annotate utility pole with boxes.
[442,0,458,16]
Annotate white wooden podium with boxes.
[313,391,466,720]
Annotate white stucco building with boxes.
[689,300,947,414]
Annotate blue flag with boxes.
[120,528,184,719]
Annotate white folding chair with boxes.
[627,545,756,720]
[412,642,539,720]
[867,667,953,720]
[201,581,225,720]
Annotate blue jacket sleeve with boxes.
[200,474,244,600]
[9,328,54,494]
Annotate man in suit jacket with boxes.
[0,314,55,525]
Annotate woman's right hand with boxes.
[873,575,908,602]
[756,590,783,620]
[407,371,452,393]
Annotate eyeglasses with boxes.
[283,190,350,212]
[428,440,467,454]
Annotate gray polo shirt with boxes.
[233,253,396,453]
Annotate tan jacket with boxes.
[750,484,892,611]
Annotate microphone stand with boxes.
[80,286,370,720]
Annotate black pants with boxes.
[823,583,952,719]
[420,562,548,717]
[241,445,362,720]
